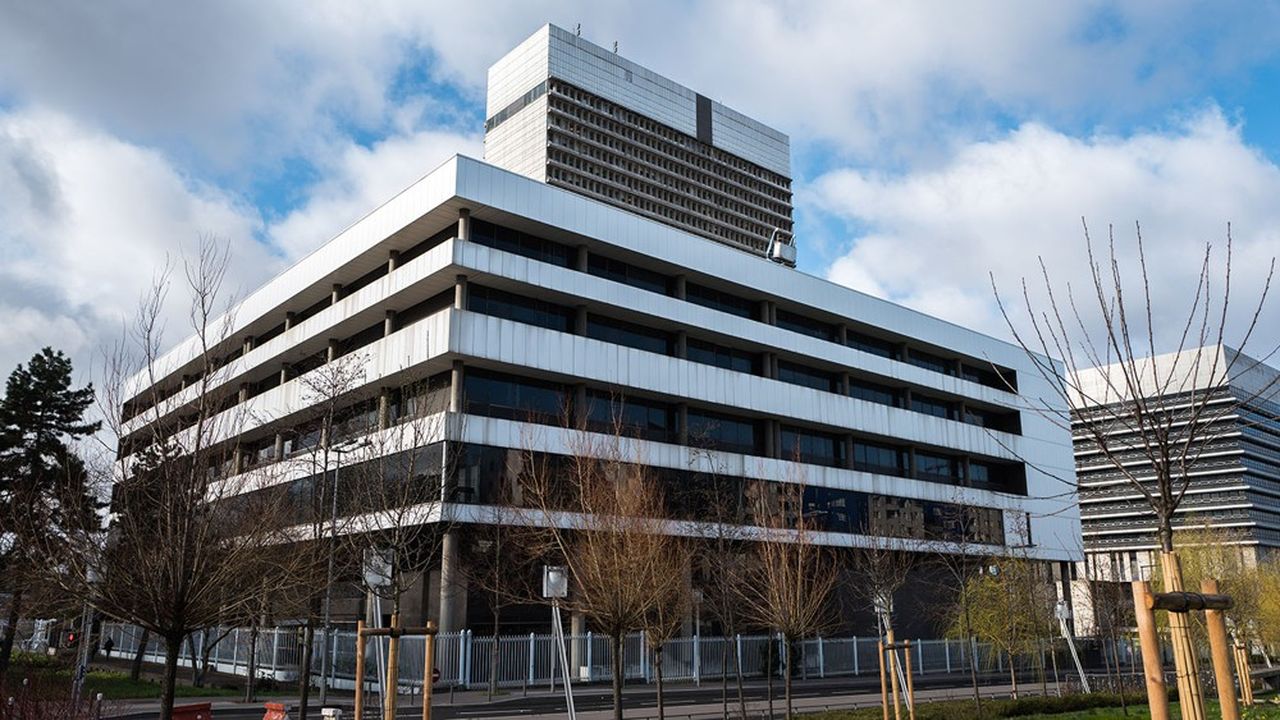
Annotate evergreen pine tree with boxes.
[0,347,100,673]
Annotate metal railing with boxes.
[98,622,1133,691]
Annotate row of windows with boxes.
[467,283,1021,435]
[461,368,1027,495]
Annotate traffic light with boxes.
[65,631,77,647]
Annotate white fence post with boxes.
[527,633,536,687]
[917,640,923,675]
[735,634,743,680]
[586,631,593,682]
[817,636,825,678]
[945,639,952,673]
[853,636,859,676]
[693,633,701,686]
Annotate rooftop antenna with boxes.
[613,41,619,53]
[575,23,581,37]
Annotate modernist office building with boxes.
[119,25,1079,635]
[1074,345,1280,582]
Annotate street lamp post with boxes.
[319,438,371,706]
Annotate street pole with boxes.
[319,449,342,705]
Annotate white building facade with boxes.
[120,27,1080,636]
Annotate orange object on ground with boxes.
[172,703,212,720]
[263,702,291,720]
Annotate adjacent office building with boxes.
[1074,344,1280,581]
[119,25,1080,635]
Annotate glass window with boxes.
[847,331,899,359]
[685,283,756,319]
[852,441,905,476]
[803,486,869,534]
[587,254,669,295]
[780,427,845,467]
[397,289,454,328]
[469,285,574,333]
[963,406,1021,434]
[586,315,672,355]
[848,378,900,407]
[464,369,566,424]
[686,338,761,374]
[399,225,455,266]
[776,309,836,341]
[777,360,837,392]
[687,410,762,455]
[915,451,960,483]
[910,394,954,419]
[470,219,573,268]
[584,391,674,442]
[907,349,956,375]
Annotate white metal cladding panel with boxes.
[451,414,1078,562]
[129,156,465,394]
[451,310,1018,460]
[547,26,697,136]
[486,25,551,116]
[711,104,790,177]
[483,97,548,180]
[123,240,461,436]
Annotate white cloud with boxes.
[267,125,482,260]
[814,108,1280,354]
[0,107,279,377]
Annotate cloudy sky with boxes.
[2,0,1280,381]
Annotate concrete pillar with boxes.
[574,384,588,428]
[331,283,344,305]
[243,336,255,355]
[273,432,285,461]
[840,371,851,396]
[438,531,468,634]
[673,275,687,300]
[327,338,340,363]
[764,419,778,458]
[759,300,773,324]
[378,387,392,430]
[454,274,468,310]
[571,612,586,679]
[675,330,688,359]
[387,249,400,273]
[284,312,297,331]
[677,403,689,445]
[232,446,244,475]
[574,306,587,335]
[762,352,777,379]
[836,323,848,345]
[383,309,396,337]
[844,435,855,470]
[238,382,249,404]
[457,208,471,242]
[279,363,289,386]
[449,360,464,413]
[576,245,589,272]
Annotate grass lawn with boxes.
[4,652,245,700]
[806,695,1280,720]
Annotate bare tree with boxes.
[516,419,685,720]
[926,503,992,710]
[34,239,322,720]
[737,479,838,720]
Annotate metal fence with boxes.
[99,622,1134,691]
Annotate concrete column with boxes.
[457,208,471,242]
[836,323,848,345]
[387,249,400,273]
[677,403,689,445]
[759,300,773,324]
[284,312,297,331]
[439,531,468,634]
[576,245,589,272]
[378,387,392,430]
[279,363,289,386]
[673,275,687,300]
[449,360,464,413]
[331,283,344,305]
[454,274,468,310]
[238,382,249,404]
[243,336,255,355]
[574,384,588,428]
[675,330,688,359]
[232,446,244,475]
[574,306,588,335]
[844,435,855,470]
[764,419,777,458]
[327,338,340,363]
[273,432,285,461]
[762,352,777,379]
[571,612,586,679]
[383,309,397,337]
[840,371,852,396]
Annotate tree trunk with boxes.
[245,622,259,703]
[734,635,747,720]
[655,645,665,720]
[298,622,315,719]
[159,634,183,720]
[783,639,793,720]
[963,600,981,712]
[610,633,624,720]
[719,640,728,720]
[1009,652,1019,699]
[131,629,149,681]
[488,605,500,701]
[0,589,21,676]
